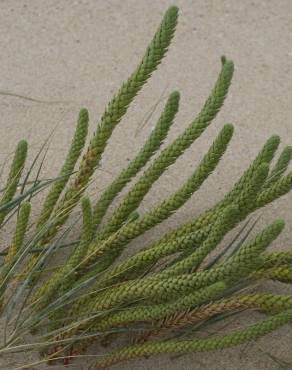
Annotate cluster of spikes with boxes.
[0,6,292,369]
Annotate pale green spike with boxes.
[0,140,28,226]
[91,91,180,230]
[262,251,292,268]
[256,171,292,207]
[68,196,94,268]
[36,108,89,230]
[264,145,292,187]
[6,201,31,262]
[254,264,292,283]
[230,135,280,195]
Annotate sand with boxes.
[0,0,292,369]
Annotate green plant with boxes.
[0,5,291,370]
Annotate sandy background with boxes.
[0,0,292,369]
